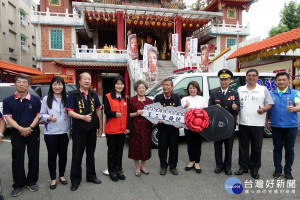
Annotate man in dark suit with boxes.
[208,69,240,175]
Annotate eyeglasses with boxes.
[246,74,258,77]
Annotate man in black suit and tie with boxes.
[208,69,240,175]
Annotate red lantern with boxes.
[96,17,100,22]
[145,21,150,26]
[139,21,144,26]
[100,12,103,17]
[89,11,93,16]
[156,15,161,20]
[182,23,186,28]
[162,22,166,27]
[84,10,88,16]
[109,12,113,19]
[148,14,153,20]
[156,21,161,27]
[105,12,108,18]
[112,18,116,23]
[164,16,169,22]
[147,36,152,43]
[167,22,172,27]
[127,19,132,25]
[151,21,156,26]
[94,11,98,17]
[133,20,138,25]
[88,16,93,21]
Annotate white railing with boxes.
[75,45,128,60]
[193,20,250,38]
[171,50,216,72]
[30,8,84,25]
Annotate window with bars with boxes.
[226,38,236,48]
[21,36,26,46]
[50,29,63,50]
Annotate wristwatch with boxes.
[0,132,4,138]
[29,126,34,131]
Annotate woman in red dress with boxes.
[128,80,153,177]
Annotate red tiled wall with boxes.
[40,0,71,13]
[41,25,72,58]
[43,62,62,74]
[221,6,243,25]
[220,35,243,52]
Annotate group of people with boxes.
[0,68,298,198]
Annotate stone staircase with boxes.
[142,60,177,88]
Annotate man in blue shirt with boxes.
[266,72,300,180]
[3,75,41,197]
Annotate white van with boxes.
[146,72,276,148]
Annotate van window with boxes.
[173,77,203,96]
[208,76,244,94]
[146,77,177,96]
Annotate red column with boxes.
[116,11,125,50]
[62,66,66,75]
[92,70,98,94]
[124,69,129,96]
[175,15,182,52]
[73,69,76,84]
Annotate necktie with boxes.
[222,91,225,96]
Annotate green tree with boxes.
[268,0,300,37]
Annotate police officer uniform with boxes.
[208,69,240,175]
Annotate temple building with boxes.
[31,0,256,100]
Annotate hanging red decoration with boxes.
[145,21,150,26]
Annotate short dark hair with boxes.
[246,69,259,76]
[162,78,173,86]
[275,72,289,80]
[186,81,202,96]
[15,75,30,84]
[134,80,148,91]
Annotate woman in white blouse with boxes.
[181,81,208,174]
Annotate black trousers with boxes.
[70,129,97,185]
[158,124,179,169]
[214,128,235,170]
[238,125,264,172]
[11,125,40,189]
[106,133,126,174]
[44,134,69,180]
[184,129,203,163]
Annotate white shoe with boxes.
[102,169,109,176]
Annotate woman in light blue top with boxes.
[40,77,70,190]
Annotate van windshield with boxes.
[145,76,178,97]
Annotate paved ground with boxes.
[0,126,299,200]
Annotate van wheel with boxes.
[151,125,159,149]
[263,126,272,138]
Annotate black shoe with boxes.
[87,178,102,184]
[59,178,68,185]
[109,173,119,182]
[160,168,167,175]
[225,169,232,175]
[185,165,194,171]
[116,171,126,180]
[170,168,178,175]
[195,168,202,174]
[11,188,22,197]
[235,169,248,175]
[214,167,223,174]
[70,184,78,191]
[251,171,259,179]
[0,193,4,200]
[50,183,57,190]
[273,170,282,179]
[285,172,294,180]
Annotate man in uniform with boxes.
[154,78,181,175]
[66,72,103,191]
[3,75,41,197]
[209,69,240,175]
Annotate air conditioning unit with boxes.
[21,45,28,51]
[20,20,28,27]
